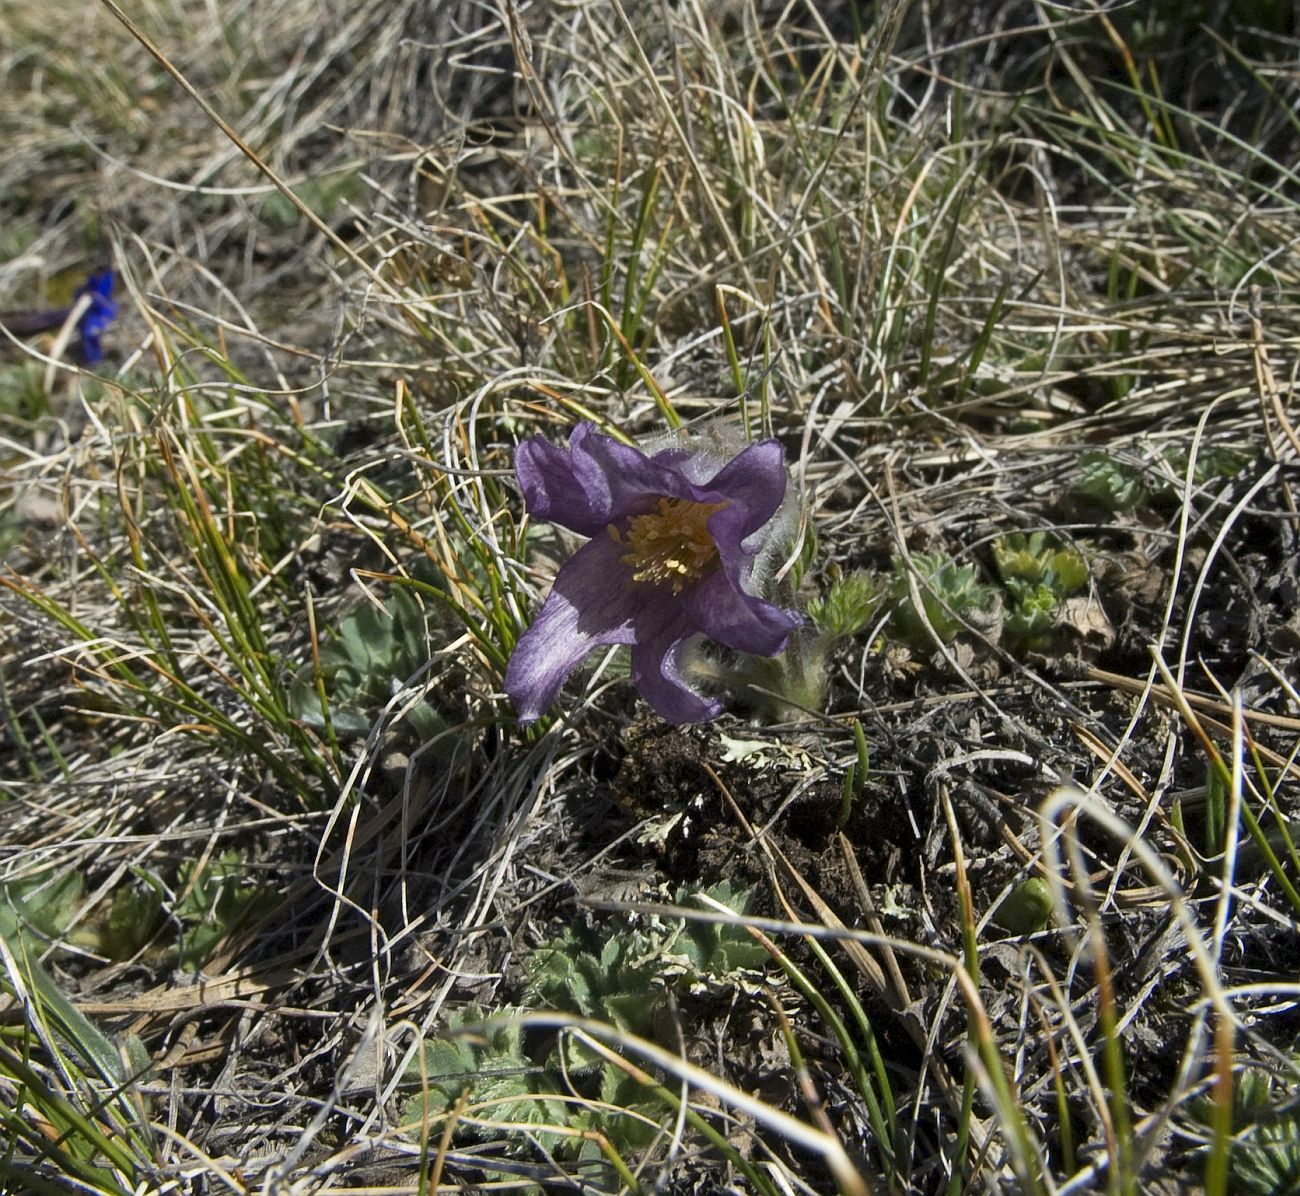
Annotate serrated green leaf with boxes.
[577,1067,663,1149]
[992,532,1050,584]
[886,553,995,647]
[403,1011,566,1135]
[1073,451,1146,512]
[1003,579,1059,650]
[1189,1063,1300,1195]
[675,883,769,976]
[598,935,624,973]
[808,570,883,640]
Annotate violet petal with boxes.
[504,536,637,721]
[516,423,695,537]
[74,270,117,365]
[630,635,722,724]
[684,569,801,657]
[701,437,789,540]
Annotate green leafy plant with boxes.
[0,859,268,971]
[171,853,276,971]
[807,569,884,641]
[802,535,1090,667]
[1,868,154,963]
[99,877,165,962]
[993,533,1089,651]
[0,870,85,951]
[1073,444,1248,516]
[403,1007,566,1135]
[1151,443,1251,507]
[1191,1066,1300,1195]
[290,584,446,740]
[992,532,1088,591]
[1232,1115,1300,1196]
[405,885,769,1164]
[520,882,771,1155]
[1072,451,1149,512]
[886,553,997,648]
[663,882,771,978]
[525,923,665,1045]
[526,883,767,1030]
[1002,579,1061,650]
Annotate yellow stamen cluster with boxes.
[609,498,726,592]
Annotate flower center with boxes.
[609,497,727,593]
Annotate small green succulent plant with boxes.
[885,552,998,649]
[992,532,1089,652]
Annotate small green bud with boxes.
[993,877,1054,935]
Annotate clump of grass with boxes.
[1,898,159,1193]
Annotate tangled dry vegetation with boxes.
[2,1,1300,1192]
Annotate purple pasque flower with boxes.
[505,422,801,724]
